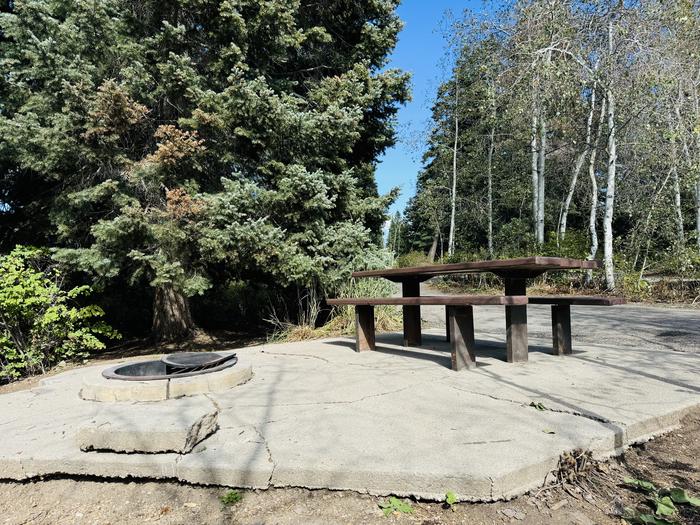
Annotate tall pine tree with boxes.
[0,0,409,340]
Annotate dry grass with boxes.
[271,276,402,342]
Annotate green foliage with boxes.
[396,251,431,268]
[219,490,243,506]
[444,491,457,509]
[624,478,658,493]
[273,249,401,340]
[622,509,677,525]
[379,497,413,517]
[402,2,700,289]
[622,477,700,524]
[0,0,409,340]
[665,487,700,507]
[0,246,120,380]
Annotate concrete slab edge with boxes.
[1,402,697,502]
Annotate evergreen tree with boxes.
[0,0,409,340]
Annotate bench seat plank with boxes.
[327,295,527,306]
[528,295,625,306]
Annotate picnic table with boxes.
[351,256,602,364]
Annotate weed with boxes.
[444,491,457,511]
[379,496,413,516]
[621,477,700,524]
[220,490,243,506]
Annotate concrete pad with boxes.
[77,396,219,453]
[176,427,275,488]
[1,319,699,501]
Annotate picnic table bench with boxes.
[327,295,527,370]
[329,256,625,371]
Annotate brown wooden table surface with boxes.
[351,256,601,363]
[352,256,600,282]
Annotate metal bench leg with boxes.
[551,304,572,355]
[445,305,451,342]
[355,305,375,352]
[449,306,476,371]
[402,279,422,347]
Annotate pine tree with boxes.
[0,0,409,340]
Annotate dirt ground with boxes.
[1,407,698,525]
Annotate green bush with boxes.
[0,246,120,380]
[396,251,430,268]
[493,219,536,257]
[542,230,589,259]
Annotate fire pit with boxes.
[102,352,238,381]
[80,351,252,402]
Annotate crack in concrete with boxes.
[233,383,423,408]
[203,393,221,412]
[448,385,626,427]
[250,425,276,487]
[260,351,330,363]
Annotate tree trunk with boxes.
[448,81,459,257]
[560,85,596,241]
[427,227,439,263]
[603,20,617,290]
[537,113,546,245]
[671,163,685,246]
[633,169,672,271]
[531,109,539,240]
[486,122,495,258]
[697,179,700,251]
[152,284,195,342]
[585,96,606,286]
[669,107,685,247]
[695,84,700,250]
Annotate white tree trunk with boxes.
[531,109,539,240]
[585,96,606,285]
[487,123,495,257]
[670,105,685,247]
[634,169,672,271]
[671,163,685,246]
[537,113,546,244]
[696,180,700,251]
[448,82,459,256]
[560,86,596,241]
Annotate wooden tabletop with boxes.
[327,295,528,306]
[352,256,601,282]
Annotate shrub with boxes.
[396,250,430,268]
[0,246,120,380]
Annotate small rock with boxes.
[183,502,199,509]
[500,508,525,520]
[610,498,625,516]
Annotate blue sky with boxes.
[376,0,484,216]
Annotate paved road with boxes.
[414,282,700,354]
